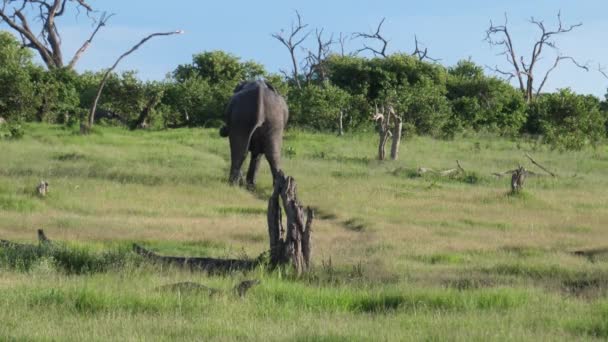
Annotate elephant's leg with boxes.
[264,143,282,183]
[246,152,262,188]
[228,134,251,185]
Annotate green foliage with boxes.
[288,83,352,131]
[165,51,269,127]
[527,89,605,150]
[30,68,82,124]
[0,31,37,122]
[174,50,265,84]
[447,59,527,136]
[324,53,452,135]
[0,242,135,274]
[380,80,452,137]
[79,71,165,128]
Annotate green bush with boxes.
[164,51,270,127]
[288,83,352,131]
[526,89,605,150]
[447,59,527,136]
[0,31,38,122]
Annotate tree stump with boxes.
[390,114,402,160]
[511,166,527,193]
[36,181,49,197]
[267,171,314,275]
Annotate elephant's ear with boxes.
[233,81,247,94]
[264,81,277,93]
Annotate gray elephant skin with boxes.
[220,80,289,186]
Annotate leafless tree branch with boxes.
[0,0,106,69]
[486,11,584,102]
[84,30,184,134]
[598,64,608,80]
[536,56,589,96]
[353,17,389,58]
[303,28,335,83]
[411,35,440,62]
[271,10,310,89]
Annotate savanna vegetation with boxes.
[1,125,608,340]
[2,1,608,340]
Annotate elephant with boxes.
[219,80,289,187]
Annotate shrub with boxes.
[526,89,604,150]
[447,59,526,136]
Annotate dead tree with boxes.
[599,65,608,79]
[411,35,440,62]
[511,166,527,193]
[272,10,310,89]
[129,89,164,130]
[338,110,344,136]
[353,17,389,58]
[82,30,183,134]
[0,0,111,69]
[373,104,391,160]
[303,28,335,83]
[485,12,588,102]
[36,180,48,197]
[373,104,402,160]
[337,32,348,57]
[390,108,402,160]
[267,171,314,276]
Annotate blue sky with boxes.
[5,0,608,97]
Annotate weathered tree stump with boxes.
[267,171,314,275]
[390,114,403,160]
[511,166,527,193]
[373,104,402,161]
[36,181,49,197]
[132,244,258,273]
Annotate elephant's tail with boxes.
[219,126,229,137]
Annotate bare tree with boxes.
[272,10,310,89]
[83,30,183,134]
[0,0,111,69]
[372,103,402,160]
[485,12,588,102]
[599,64,608,79]
[337,32,348,57]
[303,28,335,83]
[353,17,389,58]
[411,35,440,62]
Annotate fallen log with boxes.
[132,244,259,273]
[572,247,608,262]
[155,279,260,297]
[417,161,466,177]
[0,229,52,251]
[526,153,557,177]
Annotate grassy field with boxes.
[1,123,608,340]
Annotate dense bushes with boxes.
[526,89,606,150]
[1,29,606,149]
[0,32,38,122]
[447,60,527,136]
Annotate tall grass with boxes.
[0,123,607,340]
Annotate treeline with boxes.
[1,31,607,150]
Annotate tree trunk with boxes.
[130,94,161,130]
[82,30,182,134]
[511,166,526,193]
[267,171,314,275]
[377,114,391,161]
[390,116,402,160]
[338,110,344,136]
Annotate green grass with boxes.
[1,123,608,340]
